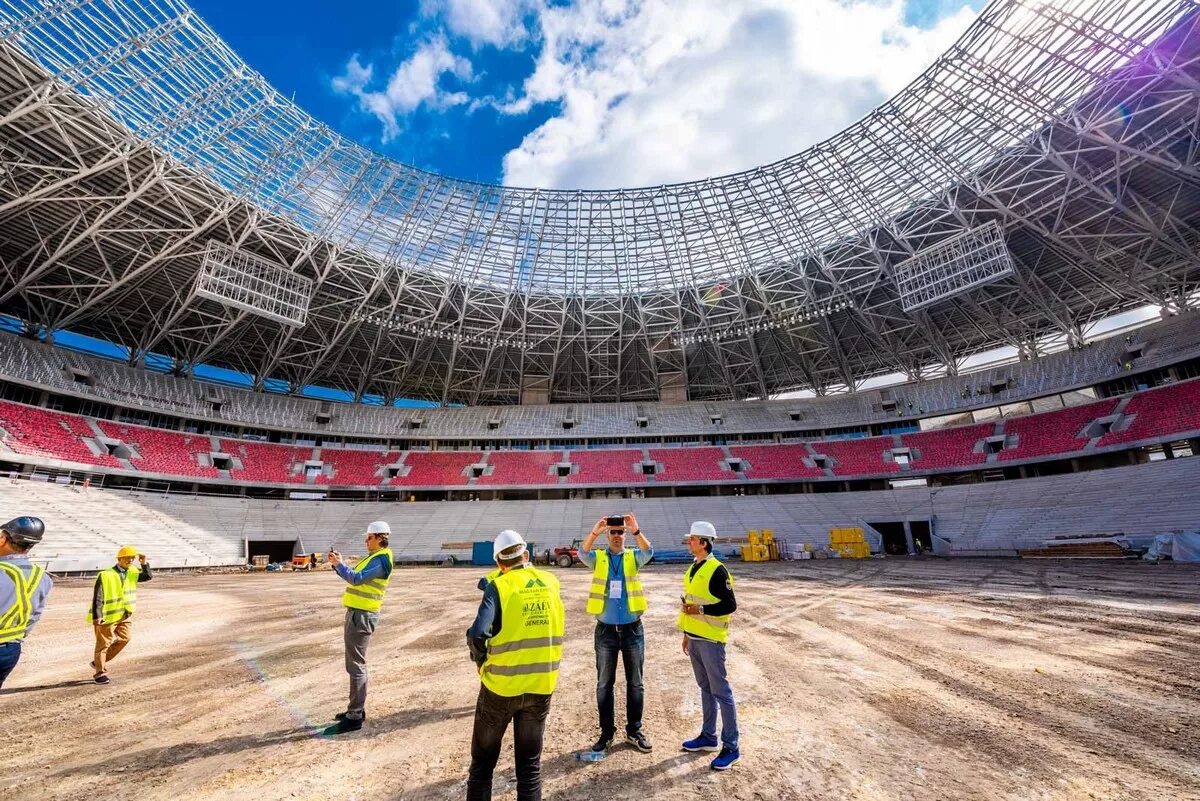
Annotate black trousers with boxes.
[467,684,552,801]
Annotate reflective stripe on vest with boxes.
[481,566,564,697]
[0,562,42,643]
[586,549,647,616]
[341,549,393,612]
[88,568,130,625]
[676,557,734,643]
[121,568,139,616]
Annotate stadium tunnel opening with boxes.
[248,540,298,564]
[870,522,910,555]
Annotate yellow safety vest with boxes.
[341,549,394,612]
[88,566,139,625]
[484,568,501,585]
[0,562,44,643]
[677,557,734,643]
[481,566,565,697]
[586,549,647,616]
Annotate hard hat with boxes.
[367,520,390,535]
[1,516,44,547]
[116,545,140,559]
[688,521,717,540]
[493,529,527,559]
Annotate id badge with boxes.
[609,580,623,600]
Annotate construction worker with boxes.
[466,529,564,801]
[90,545,152,684]
[0,516,52,689]
[327,520,393,733]
[579,513,653,753]
[678,521,740,770]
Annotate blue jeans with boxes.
[0,641,21,689]
[688,636,738,749]
[595,620,645,737]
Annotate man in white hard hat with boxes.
[465,529,565,801]
[678,521,740,770]
[327,520,393,733]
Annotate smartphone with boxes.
[606,515,625,528]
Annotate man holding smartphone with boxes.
[579,512,654,754]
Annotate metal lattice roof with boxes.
[0,0,1199,404]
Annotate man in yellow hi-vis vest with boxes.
[327,520,393,734]
[0,516,52,689]
[579,512,653,753]
[466,529,564,801]
[90,545,152,684]
[678,521,740,770]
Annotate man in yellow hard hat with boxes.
[466,529,564,801]
[89,545,152,684]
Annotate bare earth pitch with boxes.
[2,561,1197,801]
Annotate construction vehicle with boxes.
[552,539,584,567]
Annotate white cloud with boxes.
[499,0,980,189]
[333,36,474,142]
[420,0,537,48]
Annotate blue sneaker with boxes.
[681,734,719,752]
[710,747,740,770]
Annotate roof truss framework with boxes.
[0,0,1199,404]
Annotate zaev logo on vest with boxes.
[520,581,553,627]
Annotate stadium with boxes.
[0,0,1198,798]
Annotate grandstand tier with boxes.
[2,379,1196,487]
[9,454,1200,572]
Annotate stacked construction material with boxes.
[829,527,870,559]
[741,529,782,562]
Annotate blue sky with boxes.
[189,0,987,188]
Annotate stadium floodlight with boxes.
[195,241,313,327]
[892,222,1015,312]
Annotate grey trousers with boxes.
[344,608,378,719]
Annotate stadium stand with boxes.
[566,449,648,484]
[97,421,220,478]
[314,447,393,486]
[7,454,1200,571]
[729,444,822,480]
[0,400,121,468]
[220,439,311,483]
[1,313,1197,440]
[392,450,480,486]
[476,449,563,486]
[999,398,1120,461]
[649,447,730,482]
[902,423,992,469]
[1098,379,1200,447]
[815,437,899,476]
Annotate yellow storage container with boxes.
[747,529,760,544]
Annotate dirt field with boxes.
[2,559,1198,801]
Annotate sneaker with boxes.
[589,734,614,753]
[93,675,110,685]
[681,734,719,752]
[334,711,366,722]
[626,731,653,752]
[710,747,740,770]
[323,717,363,735]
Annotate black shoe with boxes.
[334,711,366,721]
[94,675,110,685]
[626,731,653,752]
[324,717,363,735]
[590,734,614,752]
